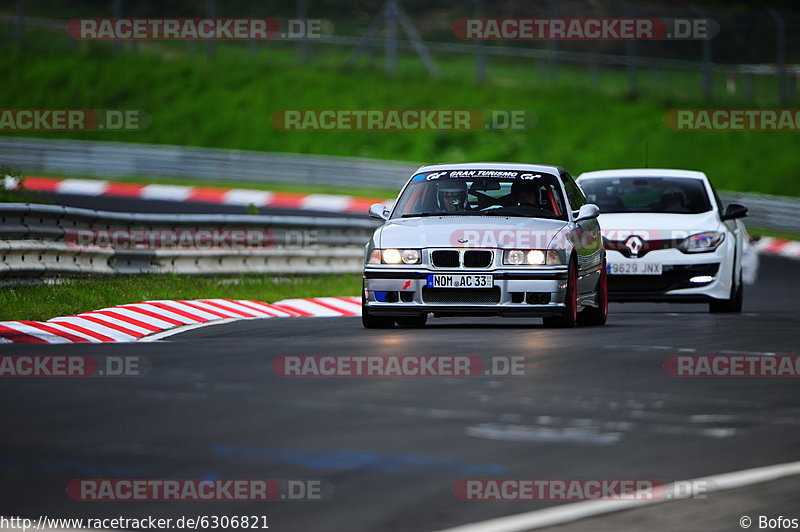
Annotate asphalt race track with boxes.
[1,255,798,531]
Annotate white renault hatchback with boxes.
[576,169,757,313]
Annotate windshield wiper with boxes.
[483,210,558,219]
[400,212,483,218]
[482,211,529,217]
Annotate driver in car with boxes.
[437,180,469,212]
[661,189,689,213]
[492,180,548,216]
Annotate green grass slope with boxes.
[2,43,798,196]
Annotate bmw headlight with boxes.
[679,232,725,253]
[368,249,422,265]
[503,249,562,265]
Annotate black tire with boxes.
[395,314,428,328]
[361,280,396,328]
[578,259,608,326]
[543,259,578,328]
[709,272,743,313]
[361,310,396,329]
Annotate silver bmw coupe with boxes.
[362,163,608,329]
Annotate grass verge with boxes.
[747,227,800,241]
[1,43,799,197]
[0,274,361,322]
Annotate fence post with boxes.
[16,0,24,44]
[619,0,637,94]
[474,0,486,84]
[588,56,599,88]
[205,0,216,60]
[691,5,713,103]
[296,0,309,65]
[112,0,123,55]
[745,72,755,104]
[650,67,661,90]
[767,8,786,105]
[385,0,398,76]
[545,0,559,83]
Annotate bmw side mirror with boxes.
[369,203,390,220]
[575,203,600,222]
[721,203,747,220]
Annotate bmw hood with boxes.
[375,216,569,249]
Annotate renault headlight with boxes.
[679,232,724,253]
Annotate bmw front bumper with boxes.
[362,267,569,317]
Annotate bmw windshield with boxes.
[391,170,568,220]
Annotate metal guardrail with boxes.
[718,191,800,234]
[0,137,417,190]
[0,203,379,277]
[2,137,799,233]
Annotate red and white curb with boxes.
[753,237,800,260]
[0,297,362,344]
[5,176,393,214]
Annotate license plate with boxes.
[607,263,663,275]
[427,274,493,288]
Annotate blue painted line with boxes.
[212,444,505,475]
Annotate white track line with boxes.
[436,459,800,532]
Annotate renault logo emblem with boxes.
[625,235,644,257]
